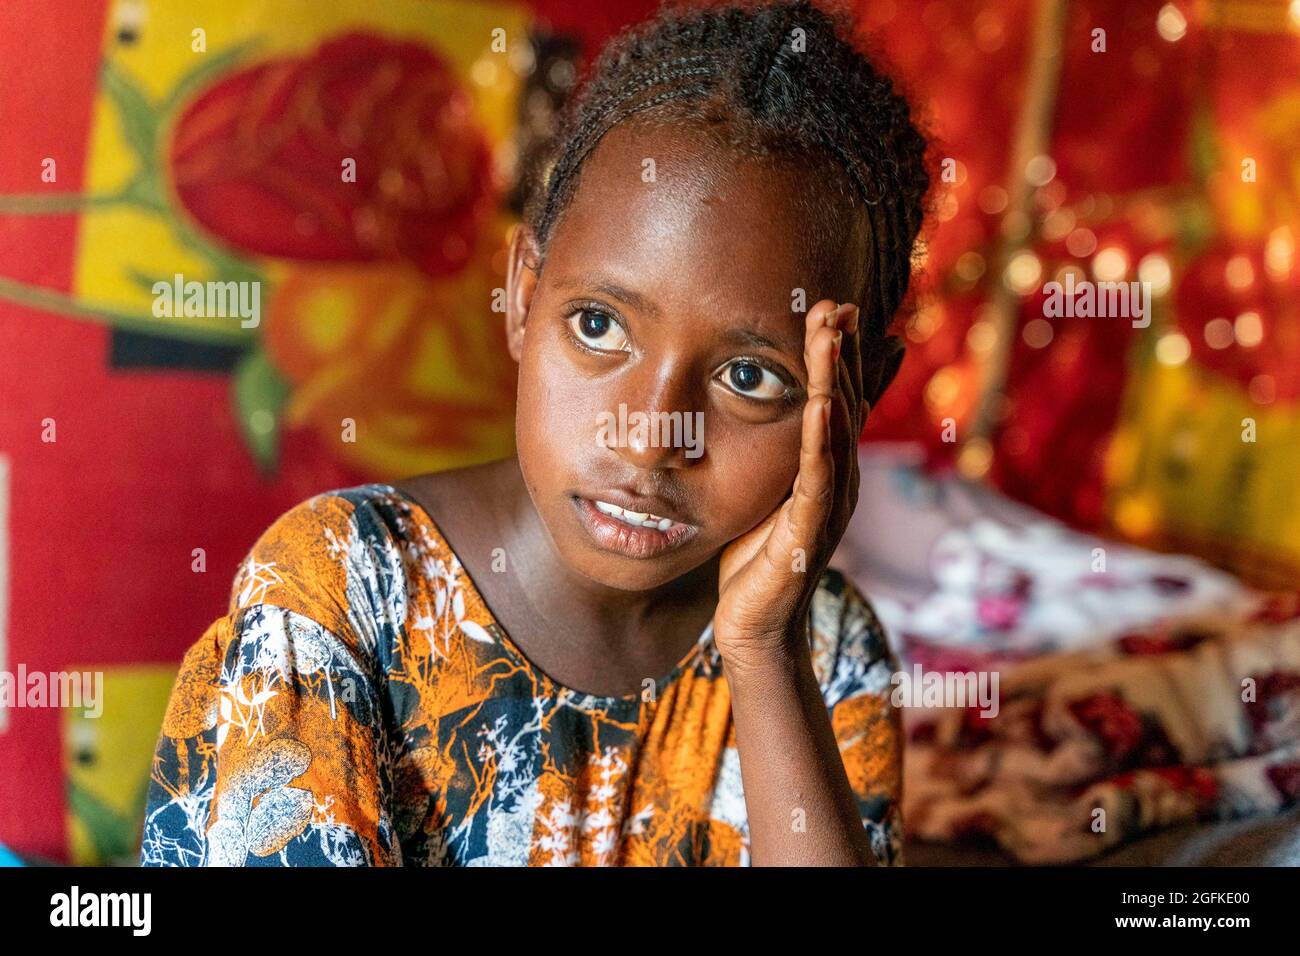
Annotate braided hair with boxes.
[523,0,930,336]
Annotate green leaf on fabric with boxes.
[232,348,291,474]
[100,61,161,168]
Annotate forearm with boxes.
[724,637,875,866]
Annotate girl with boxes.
[142,0,928,867]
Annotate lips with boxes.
[570,493,698,559]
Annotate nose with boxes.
[599,363,704,472]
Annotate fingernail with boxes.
[844,305,860,335]
[823,304,840,327]
[832,330,842,360]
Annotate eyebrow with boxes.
[723,327,800,357]
[567,278,660,318]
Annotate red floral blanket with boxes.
[835,447,1300,862]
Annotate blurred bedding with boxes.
[835,445,1300,864]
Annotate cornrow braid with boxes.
[524,0,930,335]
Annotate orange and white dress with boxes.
[141,484,904,866]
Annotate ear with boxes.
[863,334,905,411]
[505,224,541,363]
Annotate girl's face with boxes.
[508,120,867,592]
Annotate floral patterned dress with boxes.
[141,484,904,866]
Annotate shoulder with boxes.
[228,483,426,660]
[808,568,897,706]
[390,459,513,557]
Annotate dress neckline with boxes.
[376,483,719,706]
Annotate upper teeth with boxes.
[594,500,675,531]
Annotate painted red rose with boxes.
[169,32,497,276]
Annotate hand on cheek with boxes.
[713,298,865,669]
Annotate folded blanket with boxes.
[835,445,1300,863]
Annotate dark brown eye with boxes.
[723,360,785,400]
[579,312,609,338]
[730,363,761,391]
[567,309,628,352]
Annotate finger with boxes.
[833,303,864,416]
[812,301,862,472]
[763,387,833,582]
[788,303,838,525]
[841,390,862,526]
[844,304,864,414]
[828,305,867,537]
[805,314,840,405]
[837,358,861,442]
[796,300,839,500]
[827,359,860,535]
[788,322,839,544]
[807,299,840,338]
[815,301,864,419]
[802,301,850,518]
